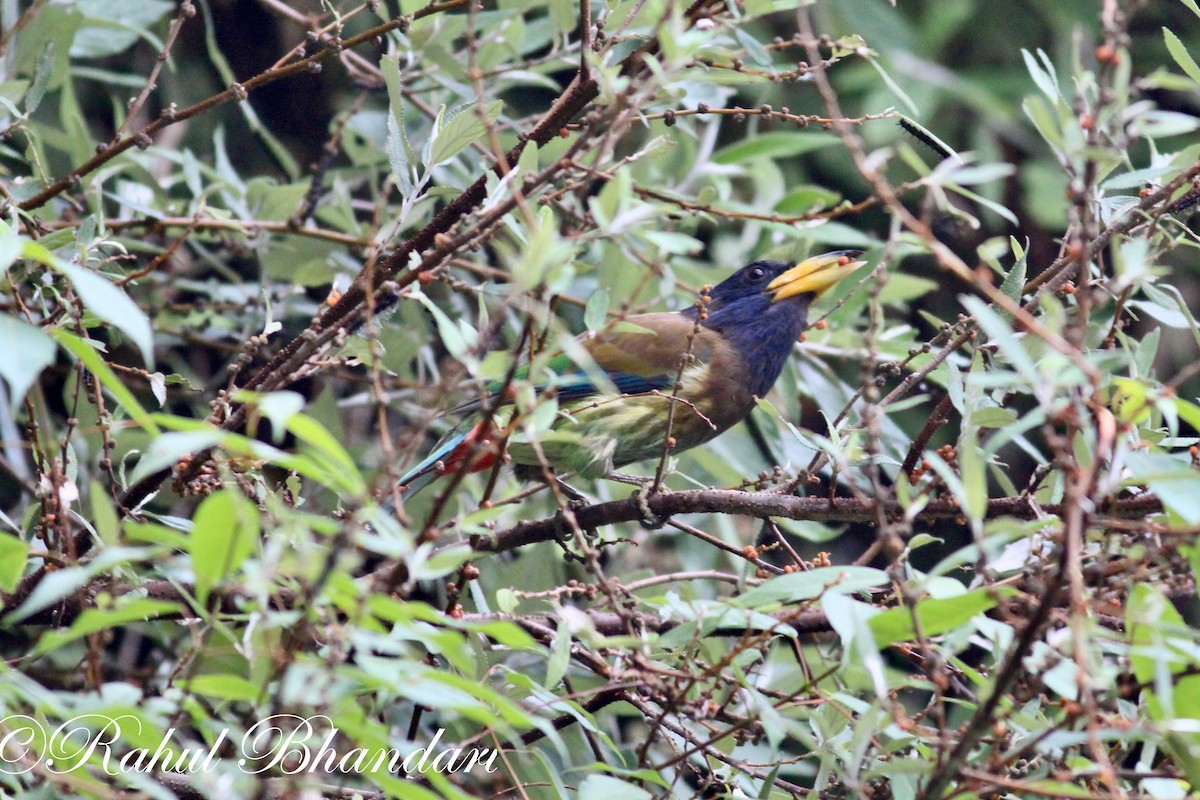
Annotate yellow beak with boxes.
[768,250,865,302]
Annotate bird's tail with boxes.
[397,422,498,498]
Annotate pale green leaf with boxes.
[27,240,154,366]
[189,489,260,605]
[0,316,55,412]
[0,531,29,593]
[1164,27,1200,87]
[713,132,839,165]
[430,100,503,165]
[53,330,159,435]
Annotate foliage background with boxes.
[1,0,1200,798]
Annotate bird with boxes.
[397,250,864,497]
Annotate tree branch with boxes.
[466,489,1164,556]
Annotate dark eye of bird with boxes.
[747,266,766,281]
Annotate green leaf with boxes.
[1023,96,1063,150]
[1175,397,1200,433]
[577,775,653,800]
[0,316,55,412]
[1131,110,1200,138]
[641,230,702,255]
[430,100,503,165]
[124,521,189,550]
[712,132,840,165]
[998,238,1028,308]
[775,519,843,543]
[878,273,938,306]
[27,240,154,366]
[863,52,919,115]
[1123,452,1200,524]
[248,390,305,442]
[0,221,21,275]
[182,674,262,702]
[946,182,1018,226]
[71,0,174,58]
[408,544,474,581]
[545,618,570,689]
[25,40,54,114]
[127,429,222,486]
[732,567,889,608]
[548,0,576,34]
[4,565,92,624]
[381,53,415,193]
[1127,583,1200,787]
[33,598,181,656]
[53,330,159,435]
[970,407,1018,428]
[286,412,367,498]
[1164,27,1200,87]
[90,481,120,546]
[262,237,338,287]
[189,489,260,606]
[822,592,888,699]
[959,428,986,521]
[1018,781,1106,799]
[868,587,1012,644]
[1022,48,1061,102]
[413,290,480,370]
[775,185,842,214]
[584,287,610,332]
[961,295,1038,383]
[0,531,29,593]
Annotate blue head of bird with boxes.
[686,250,864,397]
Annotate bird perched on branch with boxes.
[398,250,864,496]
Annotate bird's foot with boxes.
[631,485,669,530]
[601,472,668,528]
[549,478,600,546]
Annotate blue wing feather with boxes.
[397,430,469,491]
